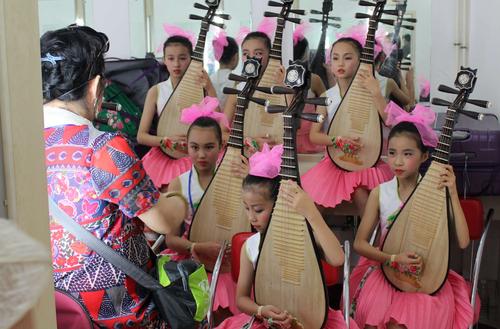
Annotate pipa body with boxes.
[327,1,387,171]
[189,59,262,244]
[381,67,479,294]
[254,63,327,329]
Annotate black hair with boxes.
[403,34,411,42]
[242,175,280,202]
[293,37,309,61]
[330,37,363,59]
[163,35,193,56]
[40,25,109,103]
[219,36,239,65]
[242,31,272,52]
[388,121,428,153]
[187,116,222,146]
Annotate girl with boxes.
[138,25,218,192]
[350,102,478,329]
[210,30,239,109]
[217,144,359,329]
[301,30,394,214]
[223,19,282,152]
[163,103,247,318]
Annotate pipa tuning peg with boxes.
[431,98,452,107]
[286,17,301,24]
[329,16,342,22]
[189,14,204,21]
[461,109,484,121]
[290,9,306,15]
[404,17,417,23]
[223,87,240,95]
[310,9,323,15]
[249,97,270,107]
[468,99,492,109]
[194,2,209,10]
[304,97,332,106]
[264,11,280,18]
[309,18,322,23]
[270,86,296,95]
[379,19,395,26]
[400,67,410,71]
[228,73,247,82]
[383,9,399,16]
[355,13,371,19]
[400,61,412,66]
[359,0,376,6]
[210,21,225,29]
[329,23,341,28]
[438,85,459,95]
[301,113,325,123]
[255,86,272,94]
[265,105,288,114]
[268,0,283,7]
[215,13,231,20]
[402,25,414,30]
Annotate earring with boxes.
[92,98,99,118]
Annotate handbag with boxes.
[48,197,209,329]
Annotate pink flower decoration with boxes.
[180,96,229,129]
[384,101,438,148]
[249,143,283,179]
[336,25,394,58]
[212,29,229,61]
[293,22,310,46]
[163,23,196,46]
[236,26,251,45]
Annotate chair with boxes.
[230,232,349,326]
[206,240,228,329]
[460,198,494,329]
[55,289,98,329]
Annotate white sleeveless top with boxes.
[378,177,402,238]
[322,84,342,132]
[179,165,205,216]
[244,232,261,269]
[375,72,389,100]
[210,68,233,109]
[156,78,174,117]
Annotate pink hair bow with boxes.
[384,101,438,147]
[180,96,229,129]
[236,26,251,45]
[256,17,277,40]
[163,23,196,46]
[418,76,431,98]
[212,29,229,61]
[336,25,394,58]
[293,22,310,46]
[374,28,395,58]
[249,143,283,179]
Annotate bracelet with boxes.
[189,242,196,254]
[257,305,264,317]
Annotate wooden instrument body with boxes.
[244,58,286,149]
[188,146,251,243]
[382,162,450,294]
[327,62,382,171]
[254,195,327,328]
[157,60,205,158]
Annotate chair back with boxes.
[55,289,96,329]
[459,198,484,240]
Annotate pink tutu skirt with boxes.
[349,257,480,329]
[216,308,359,329]
[296,104,323,154]
[142,147,191,188]
[301,155,394,208]
[209,272,240,315]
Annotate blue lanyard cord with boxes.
[188,169,195,214]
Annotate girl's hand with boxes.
[231,154,249,178]
[280,180,317,220]
[261,305,293,329]
[395,251,422,266]
[436,163,458,196]
[275,65,286,85]
[191,241,222,268]
[198,69,216,96]
[358,70,380,96]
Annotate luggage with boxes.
[435,112,500,196]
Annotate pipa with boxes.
[244,0,304,154]
[156,0,228,159]
[254,61,330,329]
[326,0,392,171]
[188,58,263,246]
[382,67,489,294]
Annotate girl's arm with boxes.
[353,187,422,266]
[137,86,164,147]
[311,73,327,97]
[358,70,389,122]
[138,194,187,236]
[280,180,344,267]
[437,163,470,249]
[308,102,334,146]
[386,78,412,107]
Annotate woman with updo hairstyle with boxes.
[42,25,187,328]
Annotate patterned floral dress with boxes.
[44,106,164,329]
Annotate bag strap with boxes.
[48,197,162,291]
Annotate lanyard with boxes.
[188,169,195,214]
